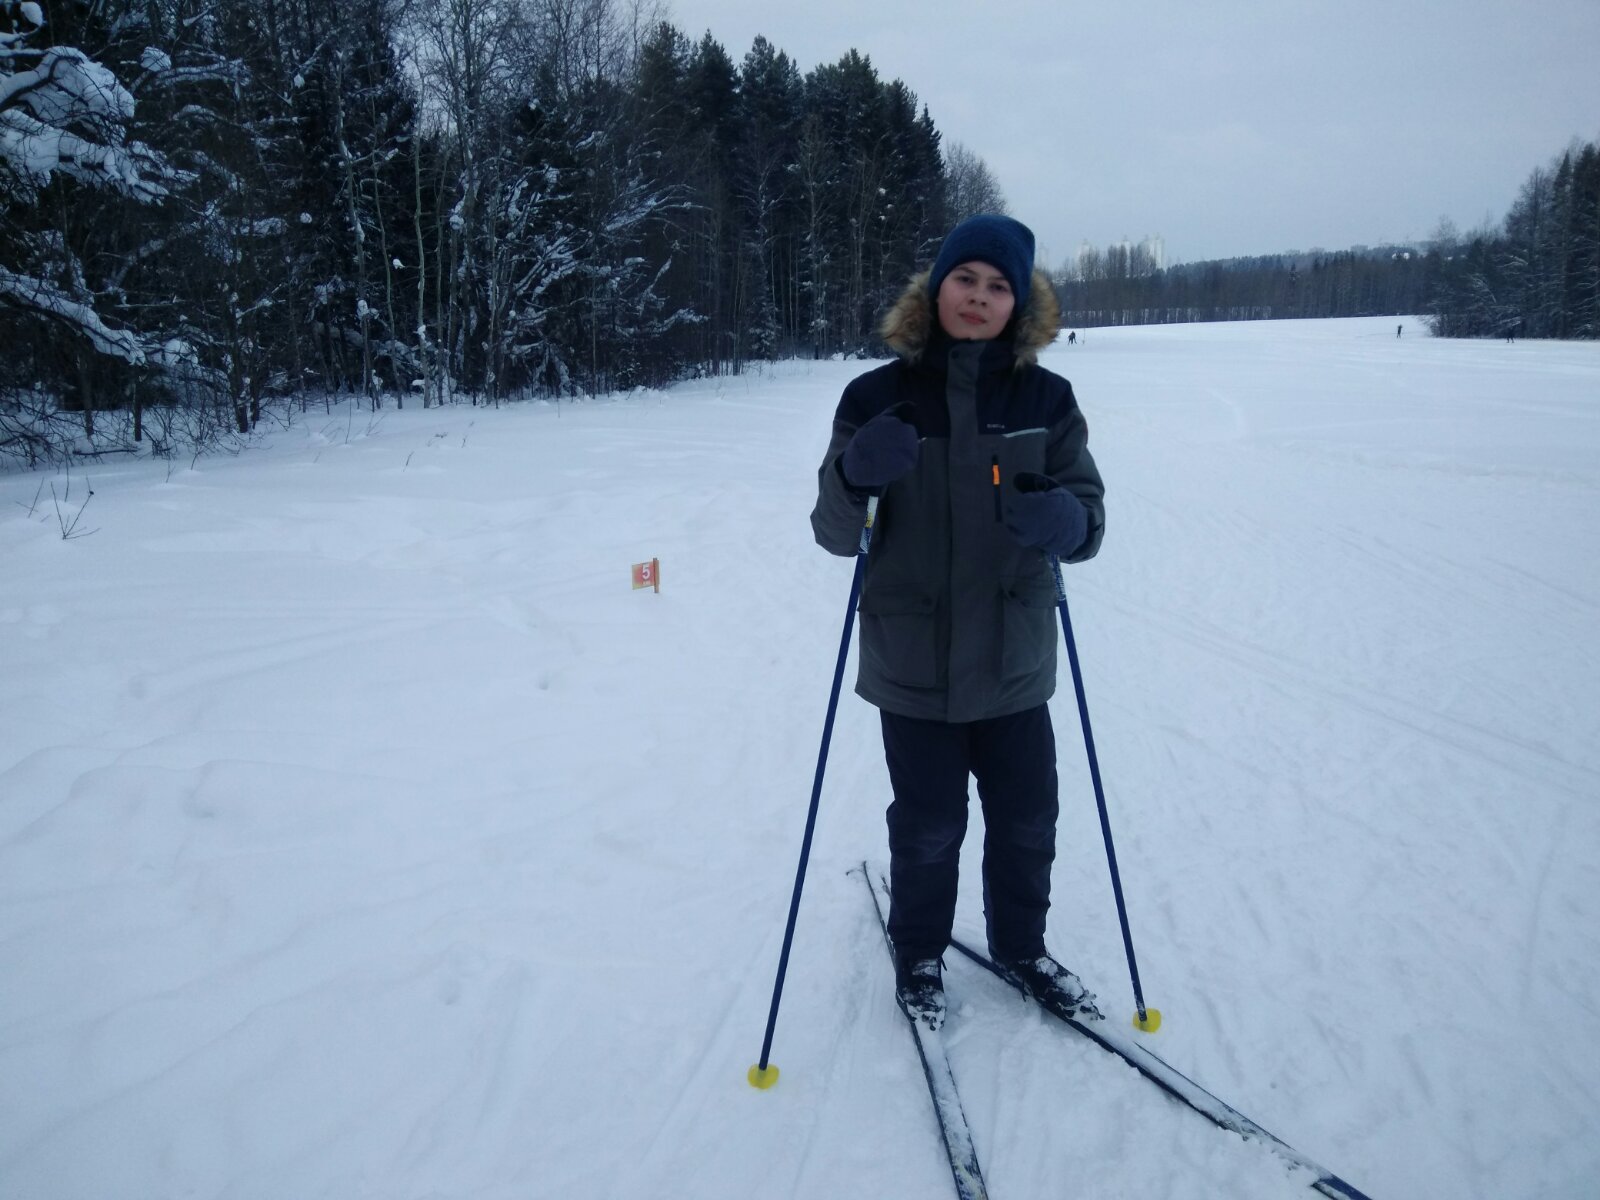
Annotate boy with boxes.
[810,214,1105,1029]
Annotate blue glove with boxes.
[1005,472,1088,558]
[841,403,920,491]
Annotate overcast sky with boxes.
[662,0,1600,268]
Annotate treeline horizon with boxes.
[1054,242,1443,329]
[1425,136,1600,339]
[4,0,1006,464]
[5,0,1595,468]
[1056,135,1600,339]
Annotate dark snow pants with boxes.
[882,703,1059,964]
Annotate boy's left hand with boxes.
[1004,473,1088,558]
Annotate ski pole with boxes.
[749,495,879,1089]
[1046,551,1162,1034]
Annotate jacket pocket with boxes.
[858,587,941,689]
[999,574,1058,679]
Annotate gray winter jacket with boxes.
[810,269,1105,724]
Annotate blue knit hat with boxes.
[928,214,1036,305]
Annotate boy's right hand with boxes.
[841,403,920,491]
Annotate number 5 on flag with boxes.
[631,557,660,593]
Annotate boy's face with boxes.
[936,260,1017,341]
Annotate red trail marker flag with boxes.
[631,558,660,593]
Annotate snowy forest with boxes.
[2,0,1000,466]
[1054,244,1444,330]
[1054,136,1600,339]
[1425,137,1600,339]
[6,0,1596,470]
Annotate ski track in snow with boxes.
[2,319,1598,1199]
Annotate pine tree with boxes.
[733,36,801,359]
[1,0,191,458]
[683,32,738,372]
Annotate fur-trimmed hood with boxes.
[879,267,1061,366]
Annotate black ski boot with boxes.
[894,954,946,1031]
[996,953,1103,1020]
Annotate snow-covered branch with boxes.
[1,107,187,199]
[1,46,133,127]
[0,265,147,362]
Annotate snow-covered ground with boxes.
[3,316,1597,1200]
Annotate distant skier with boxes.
[811,214,1104,1031]
[1067,330,1077,345]
[1397,323,1403,338]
